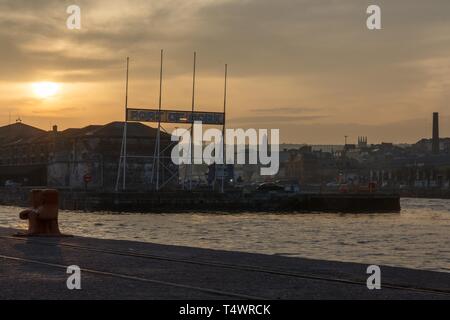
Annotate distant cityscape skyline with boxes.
[1,114,447,146]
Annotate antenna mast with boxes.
[115,57,130,191]
[221,64,228,193]
[189,52,197,191]
[156,50,164,191]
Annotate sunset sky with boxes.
[1,0,450,144]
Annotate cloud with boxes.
[3,0,449,82]
[249,107,319,114]
[229,114,328,125]
[0,0,450,142]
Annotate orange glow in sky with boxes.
[32,82,61,99]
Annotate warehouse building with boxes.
[0,121,175,190]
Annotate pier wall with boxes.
[0,187,400,213]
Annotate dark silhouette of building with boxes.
[0,122,175,190]
[0,122,48,185]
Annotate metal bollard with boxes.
[16,189,71,237]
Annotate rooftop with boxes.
[0,121,169,147]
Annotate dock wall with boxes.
[0,187,400,213]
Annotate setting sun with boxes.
[32,82,60,98]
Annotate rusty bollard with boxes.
[16,189,70,237]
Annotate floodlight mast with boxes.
[123,57,129,190]
[221,64,228,194]
[156,49,164,191]
[115,57,130,192]
[190,52,197,191]
[116,52,227,193]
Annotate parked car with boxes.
[256,182,285,192]
[5,180,21,188]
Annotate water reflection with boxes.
[1,198,449,272]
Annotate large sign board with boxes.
[127,108,225,125]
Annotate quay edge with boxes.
[0,187,400,213]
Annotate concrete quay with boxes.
[0,227,448,300]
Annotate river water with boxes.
[1,198,449,272]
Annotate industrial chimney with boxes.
[432,112,439,154]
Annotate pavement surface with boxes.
[0,227,449,300]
